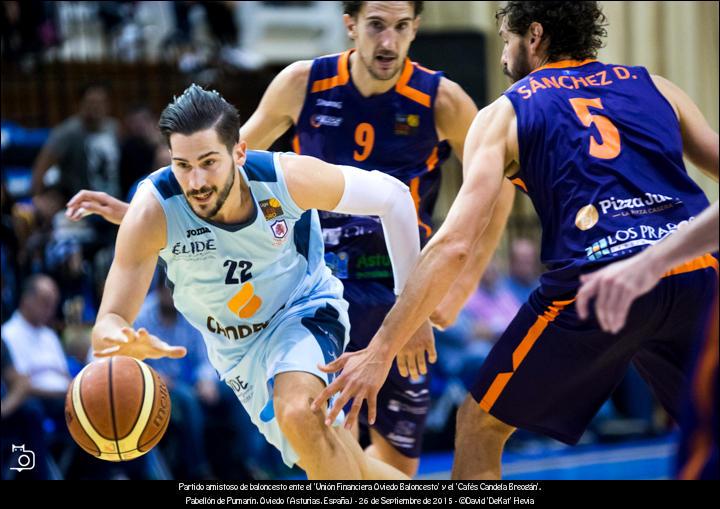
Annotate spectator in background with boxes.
[465,261,522,343]
[503,238,540,304]
[119,105,161,199]
[1,275,70,401]
[1,1,58,65]
[31,82,120,201]
[1,181,20,321]
[1,274,73,462]
[1,339,59,479]
[434,260,523,390]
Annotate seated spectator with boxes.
[1,275,71,473]
[2,274,70,400]
[1,339,60,479]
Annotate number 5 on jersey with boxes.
[570,97,621,160]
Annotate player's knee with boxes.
[275,397,325,441]
[456,396,514,440]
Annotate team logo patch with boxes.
[259,198,284,220]
[394,113,420,135]
[575,204,599,231]
[270,219,288,239]
[311,114,343,128]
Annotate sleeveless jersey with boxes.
[295,49,451,282]
[143,150,340,377]
[503,59,710,294]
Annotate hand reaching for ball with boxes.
[94,327,187,361]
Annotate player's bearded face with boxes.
[185,162,235,219]
[503,40,532,83]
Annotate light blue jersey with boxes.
[142,150,350,465]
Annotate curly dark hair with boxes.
[496,1,607,61]
[343,1,423,18]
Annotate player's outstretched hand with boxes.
[576,256,661,334]
[311,347,392,430]
[66,190,129,225]
[396,321,437,380]
[94,327,187,361]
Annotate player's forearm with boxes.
[643,201,719,276]
[445,181,514,306]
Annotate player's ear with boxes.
[528,22,544,49]
[343,13,357,40]
[233,140,247,167]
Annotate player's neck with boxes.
[349,51,400,97]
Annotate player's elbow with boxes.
[432,233,472,268]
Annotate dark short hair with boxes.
[158,84,240,153]
[343,1,423,18]
[496,1,607,61]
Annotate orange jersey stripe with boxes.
[510,177,528,193]
[530,59,597,75]
[480,299,573,412]
[662,253,719,278]
[426,146,439,172]
[409,177,433,238]
[311,50,351,93]
[679,293,718,480]
[396,58,432,108]
[292,134,301,154]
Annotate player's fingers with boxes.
[598,281,620,333]
[66,190,92,208]
[94,345,121,357]
[367,390,378,426]
[416,351,428,376]
[609,292,634,335]
[576,278,597,320]
[428,341,438,364]
[407,357,420,381]
[103,335,128,345]
[120,327,136,342]
[344,395,364,430]
[163,345,187,359]
[317,353,350,373]
[396,354,409,378]
[311,376,344,412]
[325,385,353,426]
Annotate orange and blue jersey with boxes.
[295,49,450,283]
[504,60,711,295]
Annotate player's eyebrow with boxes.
[172,151,220,162]
[366,16,413,24]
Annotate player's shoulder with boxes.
[276,60,313,90]
[435,76,473,112]
[118,177,168,252]
[648,74,681,119]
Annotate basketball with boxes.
[64,356,171,462]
